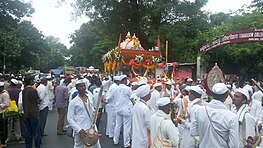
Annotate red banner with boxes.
[121,49,161,58]
[200,29,263,52]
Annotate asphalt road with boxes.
[7,108,124,148]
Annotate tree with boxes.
[199,8,263,81]
[69,0,210,69]
[44,36,67,69]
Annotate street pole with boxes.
[3,33,6,75]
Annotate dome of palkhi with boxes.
[120,32,144,50]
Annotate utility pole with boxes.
[3,33,6,75]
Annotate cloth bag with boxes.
[2,100,19,119]
[151,119,172,148]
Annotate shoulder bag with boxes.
[80,86,103,147]
[151,119,173,148]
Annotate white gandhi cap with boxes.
[212,83,228,94]
[136,84,151,98]
[236,88,250,100]
[189,86,204,95]
[156,97,170,107]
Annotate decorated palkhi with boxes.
[102,32,162,75]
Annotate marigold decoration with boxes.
[142,63,155,69]
[104,61,111,72]
[134,54,144,63]
[112,60,117,72]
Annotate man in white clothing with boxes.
[148,83,162,112]
[232,88,256,147]
[252,90,263,102]
[130,82,139,105]
[67,79,101,148]
[132,84,154,148]
[113,75,132,148]
[244,84,262,132]
[150,97,179,147]
[46,76,55,111]
[180,86,206,148]
[105,76,119,138]
[191,83,239,148]
[37,78,49,136]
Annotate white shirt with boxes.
[105,83,118,107]
[102,77,112,93]
[233,104,256,147]
[18,91,23,114]
[67,95,95,136]
[132,100,154,148]
[114,84,133,115]
[162,88,176,99]
[46,80,54,100]
[0,90,10,113]
[83,78,90,89]
[191,99,239,148]
[148,89,161,112]
[59,78,64,85]
[130,91,139,104]
[93,87,103,109]
[252,91,263,102]
[37,84,49,110]
[224,92,234,111]
[150,110,179,147]
[249,99,262,125]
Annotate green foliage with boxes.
[200,9,263,80]
[0,1,68,73]
[69,0,210,69]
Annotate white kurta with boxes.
[132,100,154,148]
[150,110,179,147]
[105,83,118,137]
[249,99,262,125]
[67,95,101,148]
[223,94,233,111]
[93,88,103,109]
[252,91,263,102]
[191,99,239,148]
[148,89,161,112]
[180,98,205,148]
[233,104,256,147]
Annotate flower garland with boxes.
[151,56,162,63]
[135,54,144,63]
[114,50,121,61]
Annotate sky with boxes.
[28,0,252,48]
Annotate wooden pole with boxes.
[166,40,168,66]
[118,33,122,51]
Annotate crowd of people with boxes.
[0,72,263,148]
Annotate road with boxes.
[7,108,123,148]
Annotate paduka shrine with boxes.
[102,32,195,81]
